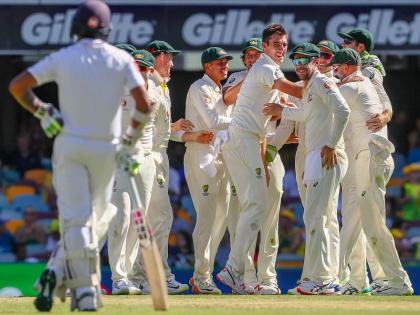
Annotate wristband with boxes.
[132,109,151,125]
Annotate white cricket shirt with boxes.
[28,38,144,142]
[339,70,388,154]
[231,53,285,138]
[282,71,350,153]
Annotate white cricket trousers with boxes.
[295,146,340,284]
[184,147,231,282]
[339,153,385,290]
[228,154,284,286]
[346,149,411,289]
[302,150,347,285]
[130,151,176,284]
[52,134,117,288]
[221,126,268,278]
[107,153,155,282]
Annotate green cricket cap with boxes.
[133,49,155,68]
[327,48,361,66]
[115,43,137,54]
[317,40,340,53]
[146,40,181,55]
[338,28,374,53]
[201,47,233,66]
[241,38,263,52]
[289,42,320,59]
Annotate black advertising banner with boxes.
[1,4,420,53]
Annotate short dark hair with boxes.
[262,24,288,44]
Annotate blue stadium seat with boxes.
[0,194,8,208]
[0,208,23,220]
[11,194,50,212]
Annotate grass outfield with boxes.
[1,295,420,315]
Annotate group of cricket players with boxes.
[7,0,414,312]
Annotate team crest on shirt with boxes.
[231,185,237,196]
[157,175,165,188]
[228,77,236,84]
[120,99,128,109]
[255,168,262,179]
[202,184,209,196]
[307,93,313,102]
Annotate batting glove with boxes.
[117,134,143,176]
[33,103,64,138]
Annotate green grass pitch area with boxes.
[1,295,420,315]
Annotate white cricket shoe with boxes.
[296,280,319,295]
[167,278,189,294]
[216,265,255,295]
[363,279,387,294]
[372,283,414,296]
[189,277,221,295]
[318,282,341,295]
[112,280,142,295]
[341,282,361,295]
[254,281,281,295]
[70,286,97,311]
[288,279,307,295]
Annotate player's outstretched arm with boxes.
[171,118,195,132]
[222,80,244,105]
[273,77,303,99]
[182,130,214,144]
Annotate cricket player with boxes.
[331,48,413,296]
[128,40,207,294]
[286,40,342,295]
[263,43,350,295]
[107,46,156,296]
[108,47,213,295]
[223,38,285,294]
[185,47,235,294]
[215,24,304,294]
[338,28,392,293]
[8,0,151,311]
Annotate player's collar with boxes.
[261,53,280,67]
[305,69,321,90]
[202,74,222,91]
[343,70,363,81]
[151,71,170,86]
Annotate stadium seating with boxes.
[11,194,49,212]
[5,185,35,203]
[24,169,51,186]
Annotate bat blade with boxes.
[141,240,169,311]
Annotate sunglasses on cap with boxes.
[320,51,333,60]
[292,57,313,66]
[343,38,354,45]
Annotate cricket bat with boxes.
[129,176,169,311]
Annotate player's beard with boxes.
[295,66,311,81]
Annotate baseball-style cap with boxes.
[146,40,181,55]
[201,47,233,66]
[327,48,361,66]
[133,49,155,68]
[317,40,340,53]
[241,38,263,52]
[338,28,374,53]
[289,43,320,59]
[115,43,136,54]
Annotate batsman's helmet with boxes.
[71,0,111,40]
